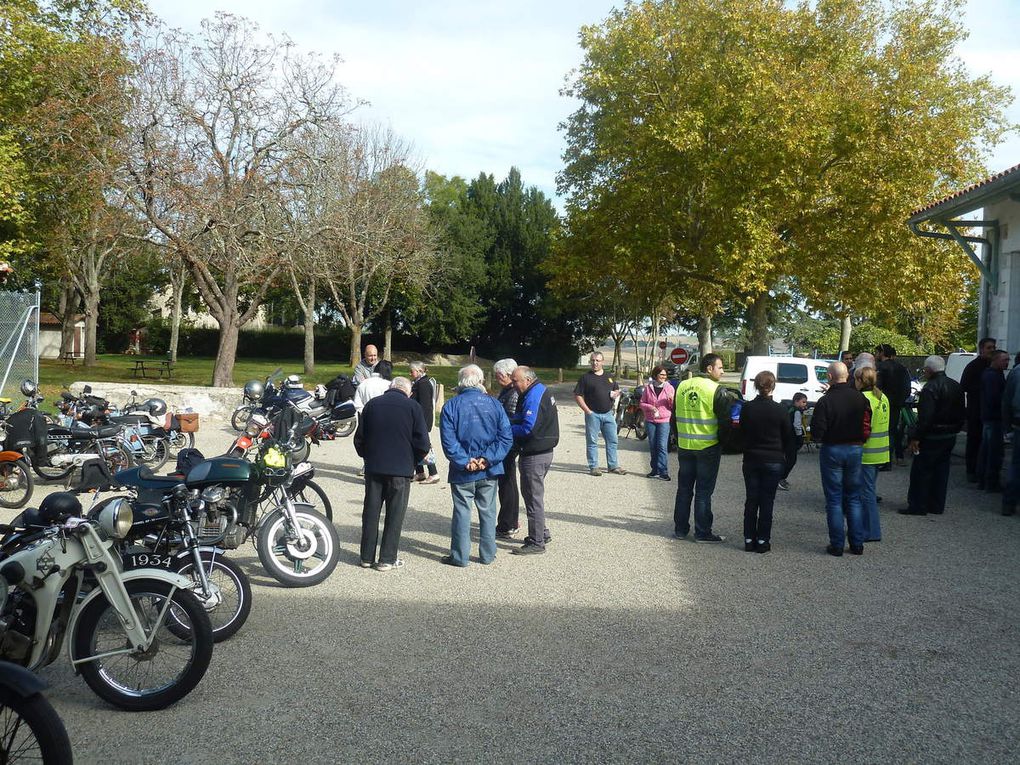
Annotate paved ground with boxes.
[6,383,1020,764]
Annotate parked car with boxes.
[739,356,833,405]
[944,351,977,383]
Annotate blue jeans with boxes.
[977,421,1004,488]
[673,444,721,538]
[585,410,619,470]
[1006,426,1020,508]
[860,463,881,541]
[646,420,670,477]
[449,479,498,566]
[819,444,864,549]
[742,460,783,542]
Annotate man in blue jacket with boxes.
[354,376,431,571]
[509,366,560,555]
[439,365,513,567]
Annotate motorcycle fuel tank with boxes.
[185,457,251,487]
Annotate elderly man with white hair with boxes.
[439,365,514,566]
[899,355,966,516]
[493,358,522,537]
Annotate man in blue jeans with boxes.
[811,361,871,556]
[574,352,626,476]
[439,365,513,567]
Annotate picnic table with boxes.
[131,358,175,379]
[61,352,80,365]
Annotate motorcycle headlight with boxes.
[97,498,133,539]
[245,413,269,436]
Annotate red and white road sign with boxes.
[670,347,690,365]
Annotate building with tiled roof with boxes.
[908,163,1020,350]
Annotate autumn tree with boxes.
[126,14,353,385]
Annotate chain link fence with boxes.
[0,290,40,399]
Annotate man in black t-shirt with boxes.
[574,352,626,476]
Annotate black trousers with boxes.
[781,435,804,480]
[907,438,955,514]
[889,405,905,461]
[360,474,410,565]
[496,450,520,532]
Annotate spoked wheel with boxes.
[290,479,333,522]
[256,504,339,587]
[634,411,648,440]
[172,552,252,642]
[0,686,73,764]
[102,442,134,474]
[0,459,33,509]
[166,430,196,455]
[33,443,74,482]
[72,580,213,711]
[138,436,170,472]
[331,417,356,438]
[230,406,254,432]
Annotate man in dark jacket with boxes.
[811,361,872,556]
[509,366,559,555]
[960,337,996,481]
[900,356,966,516]
[354,377,431,570]
[976,350,1009,492]
[876,344,912,466]
[493,358,521,538]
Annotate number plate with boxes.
[123,552,173,570]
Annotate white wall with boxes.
[984,199,1020,353]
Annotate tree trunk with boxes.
[839,314,852,353]
[169,262,185,363]
[212,313,240,387]
[349,323,363,367]
[303,280,315,375]
[58,285,79,357]
[748,293,770,355]
[82,288,99,366]
[697,313,714,356]
[383,310,392,362]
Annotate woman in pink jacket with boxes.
[640,365,675,480]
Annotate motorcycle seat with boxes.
[114,465,181,491]
[66,424,121,439]
[110,414,150,426]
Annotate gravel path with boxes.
[5,386,1019,764]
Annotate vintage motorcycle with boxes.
[0,492,213,711]
[0,660,73,764]
[114,440,339,587]
[615,385,648,440]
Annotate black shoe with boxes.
[694,534,725,543]
[744,541,756,552]
[511,539,546,555]
[440,555,466,567]
[657,474,672,482]
[897,507,926,515]
[848,545,864,555]
[755,542,771,554]
[878,464,892,472]
[777,479,790,491]
[646,471,659,478]
[826,544,844,557]
[673,530,689,540]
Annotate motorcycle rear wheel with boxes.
[171,552,252,642]
[138,436,170,472]
[256,505,339,587]
[0,686,73,765]
[166,430,195,454]
[634,411,648,440]
[331,417,357,438]
[0,459,33,509]
[73,580,213,711]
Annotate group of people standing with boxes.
[353,348,560,570]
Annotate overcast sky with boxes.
[146,0,1020,206]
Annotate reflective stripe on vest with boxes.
[674,376,719,450]
[862,390,891,465]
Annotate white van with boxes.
[944,352,977,383]
[739,356,833,404]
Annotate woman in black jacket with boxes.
[739,371,796,553]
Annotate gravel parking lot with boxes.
[5,383,1019,764]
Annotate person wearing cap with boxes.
[899,356,965,516]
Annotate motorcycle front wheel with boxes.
[0,686,73,764]
[172,552,252,642]
[73,580,213,711]
[634,411,648,440]
[0,458,33,508]
[256,504,339,587]
[230,405,254,432]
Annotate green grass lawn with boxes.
[36,355,586,411]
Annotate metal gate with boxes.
[0,290,40,398]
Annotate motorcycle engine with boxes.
[194,487,246,549]
[0,589,36,664]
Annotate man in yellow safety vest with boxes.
[673,353,737,542]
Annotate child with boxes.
[778,392,809,490]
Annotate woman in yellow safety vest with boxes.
[855,366,890,542]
